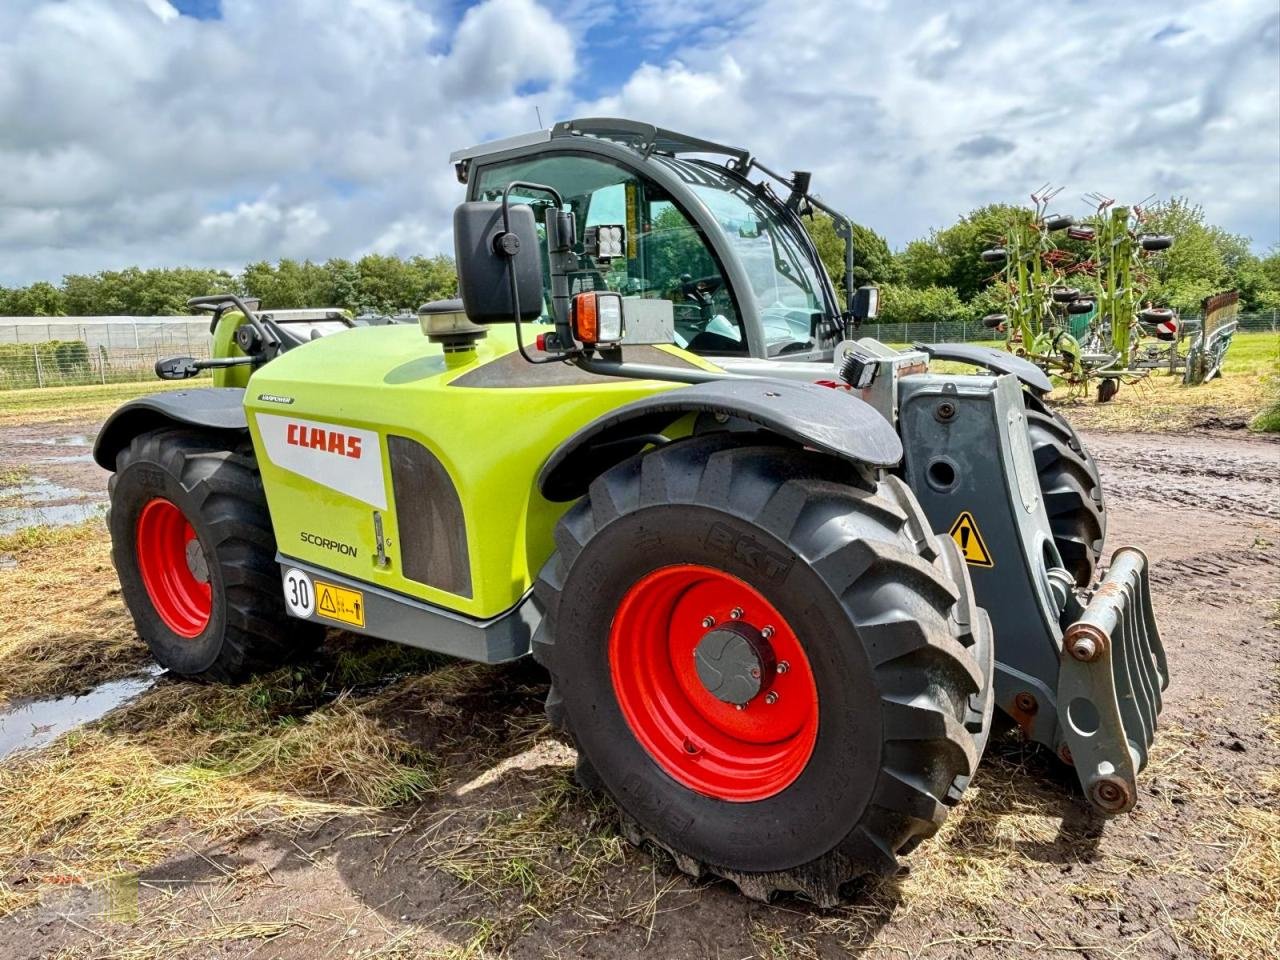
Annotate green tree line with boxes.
[2,196,1275,325]
[804,196,1280,324]
[0,255,456,318]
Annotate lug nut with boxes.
[765,691,779,705]
[776,661,790,674]
[761,625,775,639]
[735,703,746,711]
[701,616,715,629]
[730,607,744,620]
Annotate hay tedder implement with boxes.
[95,118,1167,904]
[980,190,1237,401]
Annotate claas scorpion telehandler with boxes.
[95,118,1165,905]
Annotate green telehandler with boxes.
[95,118,1165,905]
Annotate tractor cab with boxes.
[451,118,854,363]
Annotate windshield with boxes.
[650,156,834,354]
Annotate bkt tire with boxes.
[1023,393,1106,587]
[108,428,322,682]
[533,435,994,905]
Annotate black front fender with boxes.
[539,378,902,501]
[914,342,1053,395]
[94,388,248,470]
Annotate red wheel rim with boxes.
[135,498,211,638]
[609,564,819,802]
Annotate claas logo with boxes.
[286,423,362,459]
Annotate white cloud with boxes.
[585,0,1279,253]
[0,0,1275,287]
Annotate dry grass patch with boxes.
[0,728,353,918]
[0,380,192,427]
[417,759,628,950]
[1052,330,1280,433]
[1183,807,1280,960]
[0,655,447,921]
[0,520,148,705]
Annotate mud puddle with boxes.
[0,476,105,534]
[1,422,108,529]
[9,434,93,448]
[0,667,163,760]
[31,452,96,464]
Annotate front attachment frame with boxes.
[1057,548,1167,814]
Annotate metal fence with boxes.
[0,319,213,391]
[0,312,1276,392]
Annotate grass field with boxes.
[0,380,193,427]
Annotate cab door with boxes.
[469,151,751,356]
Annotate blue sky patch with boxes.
[171,0,222,20]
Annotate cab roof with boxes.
[449,117,751,167]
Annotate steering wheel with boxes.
[679,274,724,305]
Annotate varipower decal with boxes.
[256,413,387,509]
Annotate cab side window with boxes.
[472,154,746,354]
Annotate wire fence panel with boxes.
[0,312,1275,391]
[0,343,212,391]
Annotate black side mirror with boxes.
[851,285,879,322]
[453,201,544,324]
[155,356,199,380]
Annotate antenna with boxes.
[535,105,543,129]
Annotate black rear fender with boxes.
[94,388,248,470]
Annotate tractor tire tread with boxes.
[532,436,995,906]
[111,427,320,683]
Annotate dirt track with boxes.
[1,421,1278,959]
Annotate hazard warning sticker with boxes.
[314,580,366,628]
[948,511,994,568]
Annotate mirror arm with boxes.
[497,180,581,365]
[575,354,744,386]
[154,353,261,381]
[195,355,261,369]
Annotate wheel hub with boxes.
[693,622,776,706]
[608,564,819,802]
[185,538,210,583]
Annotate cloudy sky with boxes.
[0,0,1276,286]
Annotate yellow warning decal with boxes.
[314,580,366,627]
[948,511,994,568]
